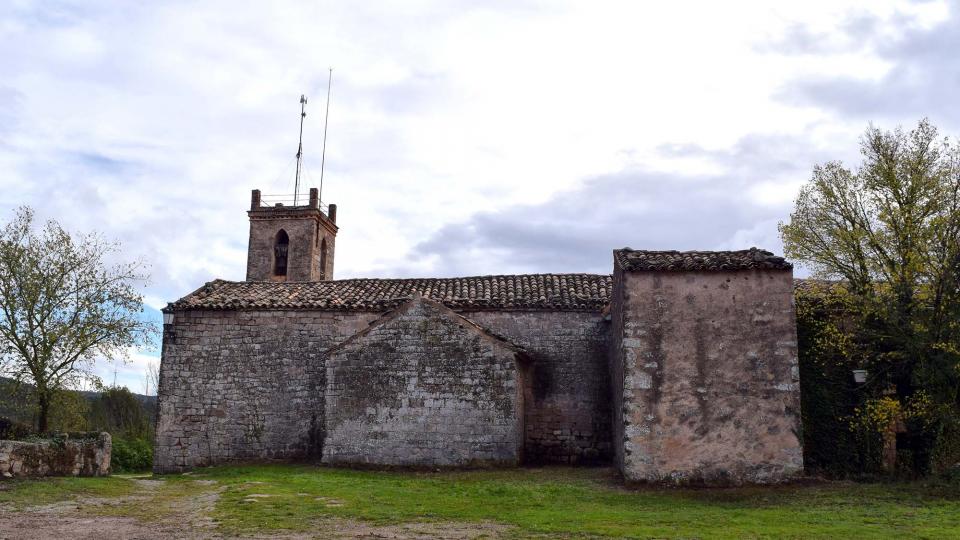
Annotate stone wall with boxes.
[246,213,319,282]
[610,269,803,484]
[607,270,627,473]
[318,233,336,280]
[464,311,612,465]
[157,305,614,472]
[1,433,111,478]
[323,298,526,467]
[154,309,377,473]
[245,204,337,282]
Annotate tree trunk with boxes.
[37,391,50,434]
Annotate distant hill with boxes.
[0,376,156,429]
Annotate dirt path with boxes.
[0,478,224,540]
[0,478,511,540]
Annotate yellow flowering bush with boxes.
[850,392,936,434]
[851,397,902,434]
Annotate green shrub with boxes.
[931,413,960,475]
[111,437,153,472]
[941,463,960,485]
[0,416,33,440]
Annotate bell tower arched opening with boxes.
[274,229,290,277]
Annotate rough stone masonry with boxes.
[1,433,111,478]
[154,187,803,484]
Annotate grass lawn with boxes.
[2,465,959,538]
[0,474,138,509]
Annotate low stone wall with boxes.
[0,432,111,478]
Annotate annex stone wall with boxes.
[610,268,803,484]
[154,309,377,473]
[1,433,111,478]
[464,311,611,465]
[323,298,526,467]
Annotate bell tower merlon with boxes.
[245,188,338,282]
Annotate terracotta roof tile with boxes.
[168,274,614,312]
[613,247,792,272]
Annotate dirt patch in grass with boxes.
[0,476,220,539]
[0,475,513,539]
[0,510,205,540]
[316,518,512,539]
[2,493,201,539]
[0,501,511,540]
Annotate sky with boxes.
[1,0,958,393]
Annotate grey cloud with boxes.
[657,132,843,177]
[72,151,133,174]
[1,141,240,307]
[404,172,770,277]
[775,3,960,128]
[362,71,450,116]
[1,1,92,29]
[755,14,882,56]
[379,132,833,278]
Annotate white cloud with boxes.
[89,347,161,396]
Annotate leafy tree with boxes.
[0,206,155,433]
[781,119,960,473]
[89,386,151,439]
[48,388,92,432]
[89,386,154,472]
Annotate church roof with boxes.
[613,247,792,272]
[167,273,613,312]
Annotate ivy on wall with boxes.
[797,282,960,478]
[796,281,875,477]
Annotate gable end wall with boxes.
[323,300,525,466]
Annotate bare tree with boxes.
[0,207,156,432]
[143,360,160,396]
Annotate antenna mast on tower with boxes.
[319,68,333,204]
[294,94,308,206]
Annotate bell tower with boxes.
[245,187,338,282]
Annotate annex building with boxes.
[154,188,803,484]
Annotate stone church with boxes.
[154,187,803,484]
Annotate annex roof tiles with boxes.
[613,247,792,272]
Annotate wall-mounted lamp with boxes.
[162,311,176,342]
[852,369,868,384]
